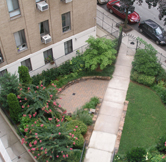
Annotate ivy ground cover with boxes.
[118,81,166,155]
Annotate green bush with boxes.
[130,70,139,81]
[137,74,155,86]
[79,112,93,126]
[151,154,166,162]
[58,60,72,75]
[0,72,19,109]
[83,36,117,70]
[82,97,99,110]
[7,93,22,123]
[156,136,166,152]
[18,66,32,84]
[73,131,85,149]
[66,120,87,135]
[126,147,146,162]
[152,85,166,104]
[132,48,161,76]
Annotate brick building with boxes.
[0,0,96,77]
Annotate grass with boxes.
[118,81,166,155]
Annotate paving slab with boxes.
[1,130,18,148]
[104,88,127,104]
[12,152,34,162]
[94,114,120,134]
[11,141,26,156]
[88,131,116,153]
[84,148,113,162]
[100,104,123,117]
[0,114,5,124]
[113,65,132,78]
[0,121,11,138]
[6,147,17,160]
[116,54,133,67]
[107,76,130,91]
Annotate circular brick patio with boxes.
[57,80,109,113]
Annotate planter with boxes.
[50,61,55,65]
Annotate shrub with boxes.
[0,72,19,109]
[132,47,161,76]
[7,93,22,123]
[126,147,146,162]
[79,112,93,126]
[130,70,139,81]
[151,154,166,162]
[73,131,85,149]
[66,120,87,135]
[58,61,72,75]
[156,68,166,82]
[18,66,32,84]
[83,36,117,70]
[137,74,155,86]
[82,97,99,110]
[156,136,166,152]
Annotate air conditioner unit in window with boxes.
[37,1,49,12]
[61,0,72,3]
[42,34,52,44]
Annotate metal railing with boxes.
[79,141,86,162]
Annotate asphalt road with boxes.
[98,3,166,51]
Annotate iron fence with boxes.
[79,141,86,162]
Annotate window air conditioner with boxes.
[42,34,52,44]
[61,0,72,3]
[37,1,49,12]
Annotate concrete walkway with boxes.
[84,42,133,162]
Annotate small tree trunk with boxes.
[124,8,129,28]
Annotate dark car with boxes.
[107,0,140,24]
[138,19,166,45]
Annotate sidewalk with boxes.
[84,5,166,162]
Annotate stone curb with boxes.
[114,100,129,154]
[57,76,111,94]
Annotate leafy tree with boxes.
[7,93,21,123]
[83,36,117,71]
[18,65,32,84]
[0,72,19,109]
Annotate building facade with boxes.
[0,0,96,77]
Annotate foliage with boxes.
[66,120,87,135]
[79,112,93,126]
[118,82,166,154]
[83,36,117,70]
[18,81,65,117]
[132,47,161,76]
[82,97,100,110]
[0,72,19,109]
[22,116,77,162]
[7,93,21,123]
[130,70,155,86]
[152,85,166,104]
[151,154,166,162]
[155,68,166,83]
[126,147,146,162]
[156,135,166,152]
[72,131,84,149]
[18,65,32,84]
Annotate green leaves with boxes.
[83,36,117,71]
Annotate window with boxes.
[64,40,73,55]
[39,20,49,37]
[0,69,7,77]
[21,59,32,71]
[62,12,71,33]
[0,49,4,63]
[14,29,27,52]
[43,49,53,64]
[113,5,120,11]
[6,0,21,18]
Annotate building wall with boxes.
[0,0,97,74]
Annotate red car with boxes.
[107,0,140,24]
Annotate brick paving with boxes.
[57,80,109,113]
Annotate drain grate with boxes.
[72,93,76,95]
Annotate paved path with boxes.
[57,80,109,113]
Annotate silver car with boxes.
[97,0,109,4]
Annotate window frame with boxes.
[6,0,21,18]
[39,20,50,38]
[62,12,71,33]
[64,39,73,55]
[21,58,32,71]
[0,69,7,77]
[0,49,4,64]
[43,48,53,64]
[14,29,27,52]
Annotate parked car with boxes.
[107,0,140,24]
[138,19,166,45]
[97,0,109,4]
